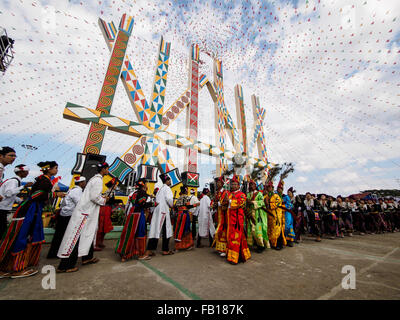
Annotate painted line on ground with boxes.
[307,245,400,264]
[317,247,399,300]
[140,260,202,300]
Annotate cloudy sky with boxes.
[0,0,399,196]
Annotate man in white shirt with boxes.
[47,176,86,258]
[197,188,215,248]
[0,164,32,239]
[57,162,109,272]
[143,173,174,258]
[188,189,200,240]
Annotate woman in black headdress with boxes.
[0,161,65,278]
[115,178,152,261]
[173,185,194,251]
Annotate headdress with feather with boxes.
[265,164,281,187]
[279,162,295,181]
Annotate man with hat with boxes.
[226,175,251,264]
[0,164,32,239]
[47,175,86,258]
[57,162,110,273]
[116,178,153,261]
[143,173,174,257]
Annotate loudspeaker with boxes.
[80,153,107,182]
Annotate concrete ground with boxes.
[0,232,399,300]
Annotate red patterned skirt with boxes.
[98,205,114,234]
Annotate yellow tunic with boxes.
[267,193,287,248]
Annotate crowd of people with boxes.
[0,145,399,279]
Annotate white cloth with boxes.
[304,199,314,210]
[58,174,106,258]
[59,186,83,217]
[189,195,200,216]
[148,183,173,239]
[0,176,23,210]
[0,163,4,184]
[348,202,357,211]
[197,195,215,238]
[125,191,135,215]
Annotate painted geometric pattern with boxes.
[160,89,191,129]
[199,74,209,88]
[141,137,176,174]
[120,74,208,169]
[248,105,266,159]
[108,157,133,183]
[146,37,171,129]
[120,58,151,125]
[82,14,133,155]
[63,104,267,166]
[99,17,151,126]
[122,136,147,166]
[235,84,248,154]
[212,60,243,158]
[250,95,268,165]
[186,44,200,173]
[214,62,227,173]
[64,103,152,137]
[99,18,117,44]
[100,19,195,171]
[164,168,181,187]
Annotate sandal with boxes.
[82,257,99,265]
[66,267,79,273]
[138,255,152,260]
[162,251,175,255]
[0,271,11,278]
[11,269,38,279]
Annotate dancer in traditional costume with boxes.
[246,179,269,252]
[0,161,65,278]
[143,173,174,258]
[213,177,229,256]
[57,162,109,273]
[197,188,215,248]
[281,184,295,247]
[226,176,251,264]
[173,185,194,251]
[265,179,287,250]
[116,178,152,261]
[47,176,86,258]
